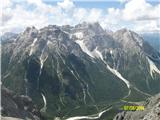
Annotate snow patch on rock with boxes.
[75,40,94,58]
[74,32,84,39]
[147,57,160,78]
[40,93,47,113]
[29,38,37,56]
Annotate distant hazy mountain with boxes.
[142,32,160,53]
[1,32,18,42]
[1,22,160,120]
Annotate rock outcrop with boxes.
[1,86,45,120]
[113,93,160,120]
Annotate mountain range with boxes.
[1,22,160,120]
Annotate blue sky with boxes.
[11,0,159,9]
[1,0,160,34]
[46,1,124,9]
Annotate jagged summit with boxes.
[75,21,102,29]
[113,28,144,53]
[74,22,105,35]
[24,26,37,32]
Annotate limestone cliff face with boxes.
[113,93,160,120]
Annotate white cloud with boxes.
[86,8,103,22]
[133,20,160,32]
[57,0,75,10]
[106,0,160,32]
[1,0,160,33]
[122,0,159,21]
[26,0,43,6]
[118,0,129,3]
[1,0,12,9]
[73,8,87,22]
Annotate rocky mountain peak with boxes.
[23,26,38,38]
[1,32,18,42]
[74,22,105,36]
[114,28,143,45]
[116,28,128,33]
[61,25,73,33]
[113,28,144,53]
